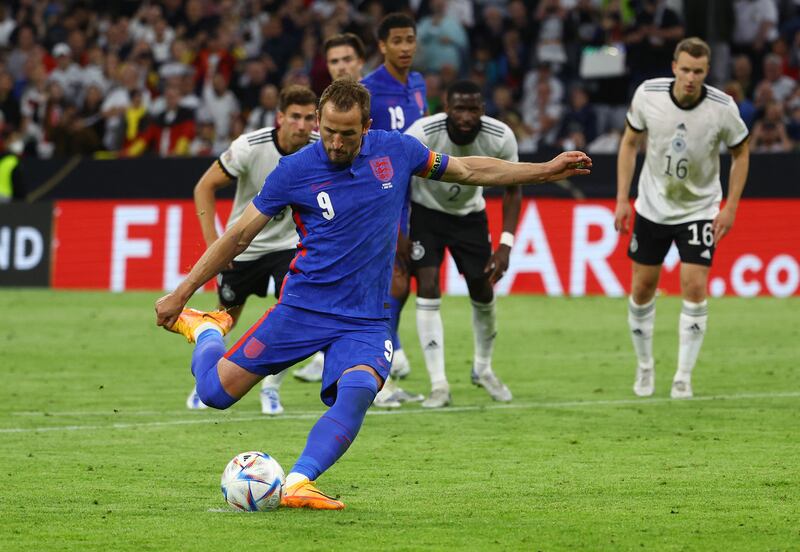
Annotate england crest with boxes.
[370,156,394,182]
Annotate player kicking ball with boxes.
[155,79,591,509]
[405,80,521,408]
[615,37,750,399]
[185,85,320,415]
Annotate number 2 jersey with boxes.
[405,113,518,216]
[218,127,319,261]
[252,130,448,319]
[626,78,749,225]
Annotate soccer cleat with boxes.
[186,387,208,410]
[633,366,655,397]
[390,348,411,379]
[293,352,324,382]
[387,388,424,403]
[281,479,345,510]
[260,387,284,415]
[166,308,232,343]
[373,385,402,408]
[671,380,693,399]
[421,386,451,409]
[473,371,512,402]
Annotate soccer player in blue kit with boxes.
[155,79,591,510]
[361,13,427,405]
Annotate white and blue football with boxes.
[221,451,285,511]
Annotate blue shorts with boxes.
[224,304,392,406]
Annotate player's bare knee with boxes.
[417,279,440,298]
[342,365,383,389]
[217,358,261,402]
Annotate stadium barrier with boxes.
[35,198,800,297]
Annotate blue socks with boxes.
[192,329,236,409]
[291,370,378,481]
[388,295,404,350]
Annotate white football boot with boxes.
[421,384,451,408]
[260,387,284,415]
[293,352,324,382]
[473,370,512,402]
[670,379,693,399]
[633,364,655,397]
[186,387,208,410]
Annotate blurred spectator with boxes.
[125,84,195,157]
[732,54,755,99]
[525,79,563,149]
[48,43,84,99]
[0,6,15,48]
[625,0,684,86]
[0,70,21,136]
[19,62,49,156]
[757,53,798,102]
[786,97,800,144]
[751,100,793,152]
[101,63,150,150]
[520,63,564,128]
[732,0,779,80]
[234,57,271,112]
[534,0,568,66]
[7,24,38,81]
[202,72,239,153]
[724,80,757,128]
[416,0,468,74]
[245,83,279,132]
[557,85,597,150]
[189,113,215,156]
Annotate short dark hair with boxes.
[279,85,318,112]
[318,78,371,126]
[377,12,416,41]
[446,80,482,102]
[674,37,711,62]
[323,33,366,60]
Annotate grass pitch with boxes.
[0,290,798,551]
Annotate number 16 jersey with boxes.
[626,78,748,225]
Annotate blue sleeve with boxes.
[400,133,450,180]
[252,157,292,216]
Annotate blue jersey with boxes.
[362,65,426,132]
[253,130,449,320]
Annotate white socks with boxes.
[471,298,496,377]
[416,297,446,388]
[676,300,708,382]
[627,296,655,369]
[285,472,308,488]
[261,369,287,390]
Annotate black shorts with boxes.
[628,214,716,267]
[216,249,295,308]
[409,202,492,280]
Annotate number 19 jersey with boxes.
[626,78,748,225]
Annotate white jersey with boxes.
[627,78,749,225]
[406,113,518,216]
[218,127,320,261]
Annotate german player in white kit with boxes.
[405,80,521,408]
[186,85,320,413]
[615,38,750,399]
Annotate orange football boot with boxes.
[281,479,345,510]
[167,308,233,343]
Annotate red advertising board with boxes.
[51,199,800,297]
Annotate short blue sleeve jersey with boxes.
[361,65,426,132]
[253,130,449,319]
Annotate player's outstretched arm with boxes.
[713,139,750,244]
[155,203,271,329]
[441,150,591,187]
[194,162,234,248]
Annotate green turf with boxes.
[0,290,798,551]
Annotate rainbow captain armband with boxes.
[415,151,450,180]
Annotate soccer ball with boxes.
[220,451,285,511]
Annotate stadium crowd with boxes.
[1,0,800,159]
